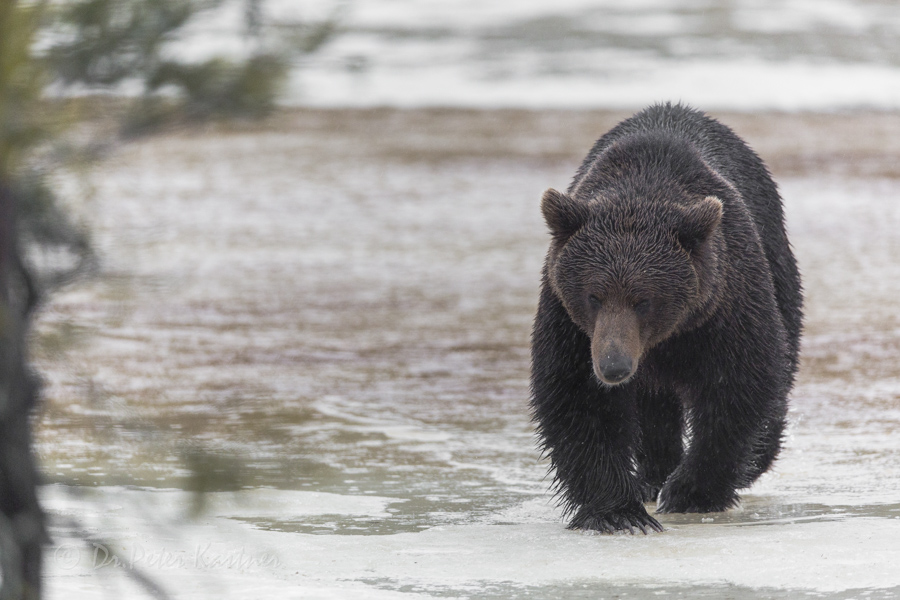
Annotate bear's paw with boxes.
[567,505,664,535]
[656,477,739,514]
[640,482,663,503]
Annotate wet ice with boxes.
[31,109,900,598]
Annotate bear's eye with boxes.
[588,294,603,309]
[633,299,651,316]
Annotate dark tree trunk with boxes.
[0,180,45,600]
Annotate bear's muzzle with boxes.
[591,309,641,386]
[597,351,634,384]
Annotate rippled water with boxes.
[154,0,900,109]
[264,0,900,109]
[34,109,900,598]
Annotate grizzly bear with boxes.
[531,103,802,534]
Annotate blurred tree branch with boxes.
[48,0,342,135]
[50,0,205,86]
[2,0,342,596]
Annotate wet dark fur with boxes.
[530,103,803,534]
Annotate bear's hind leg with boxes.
[744,409,788,484]
[636,388,684,503]
[656,375,787,514]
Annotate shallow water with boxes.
[203,0,900,109]
[33,109,900,598]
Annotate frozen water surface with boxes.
[283,0,900,110]
[33,110,900,598]
[149,0,900,111]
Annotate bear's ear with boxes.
[677,196,723,253]
[541,188,588,242]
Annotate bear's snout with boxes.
[591,309,641,386]
[597,351,633,384]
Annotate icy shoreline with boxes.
[34,109,900,598]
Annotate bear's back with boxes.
[572,104,774,218]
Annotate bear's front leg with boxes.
[531,285,663,534]
[545,392,664,534]
[656,325,789,514]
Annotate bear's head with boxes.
[541,187,723,386]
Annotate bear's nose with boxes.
[599,355,633,383]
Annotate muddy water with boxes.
[34,109,900,598]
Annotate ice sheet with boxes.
[33,111,900,598]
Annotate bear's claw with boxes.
[567,506,664,534]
